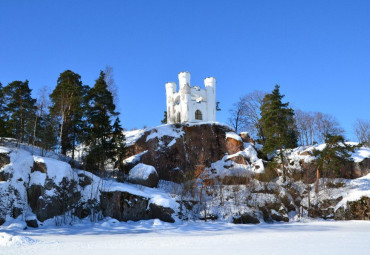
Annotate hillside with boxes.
[1,122,370,228]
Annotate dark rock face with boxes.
[271,211,289,222]
[78,173,92,188]
[332,197,370,220]
[27,178,81,222]
[149,203,175,223]
[100,191,151,221]
[308,196,370,220]
[26,219,38,228]
[31,161,47,173]
[0,153,10,169]
[27,185,44,210]
[0,153,11,181]
[0,170,12,182]
[100,191,176,223]
[233,213,260,224]
[125,123,240,182]
[346,196,370,220]
[354,158,370,178]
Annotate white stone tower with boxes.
[165,72,216,124]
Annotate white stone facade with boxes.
[165,72,216,124]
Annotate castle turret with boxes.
[178,71,190,89]
[165,82,176,124]
[204,77,216,122]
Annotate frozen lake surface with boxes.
[1,219,370,255]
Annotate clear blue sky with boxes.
[1,0,369,140]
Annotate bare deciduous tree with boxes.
[295,110,315,146]
[240,90,266,139]
[314,112,344,143]
[32,86,50,147]
[228,98,246,134]
[104,65,119,107]
[294,110,344,145]
[354,119,370,146]
[228,90,266,137]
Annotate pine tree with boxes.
[314,134,357,192]
[161,111,167,124]
[0,82,7,137]
[3,80,37,144]
[216,101,221,111]
[112,117,126,171]
[85,71,117,174]
[260,85,297,181]
[50,70,87,156]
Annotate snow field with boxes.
[1,220,370,255]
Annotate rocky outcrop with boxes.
[26,217,38,228]
[100,191,175,223]
[27,177,81,222]
[0,153,11,182]
[239,132,255,144]
[101,191,150,221]
[0,153,10,169]
[225,137,244,155]
[31,161,47,173]
[353,158,370,178]
[149,203,175,223]
[233,213,260,224]
[124,123,243,182]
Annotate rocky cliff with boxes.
[0,146,177,227]
[123,123,257,182]
[1,122,370,227]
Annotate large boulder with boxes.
[0,153,10,169]
[128,163,159,188]
[334,196,370,220]
[27,178,81,222]
[149,203,175,223]
[0,153,11,182]
[225,132,244,155]
[100,191,151,221]
[31,161,47,173]
[233,213,260,224]
[100,190,176,223]
[239,132,255,144]
[124,123,244,182]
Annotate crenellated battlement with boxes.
[165,72,216,124]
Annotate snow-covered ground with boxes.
[1,220,370,255]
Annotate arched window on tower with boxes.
[195,110,202,120]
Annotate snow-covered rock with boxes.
[123,123,248,182]
[129,163,159,188]
[0,145,179,225]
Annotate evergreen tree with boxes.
[161,111,167,124]
[85,71,117,174]
[112,117,126,171]
[50,70,87,156]
[3,80,36,144]
[314,134,357,192]
[37,114,59,155]
[260,85,297,181]
[216,101,221,111]
[0,82,8,137]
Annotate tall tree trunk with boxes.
[59,111,65,155]
[315,167,320,193]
